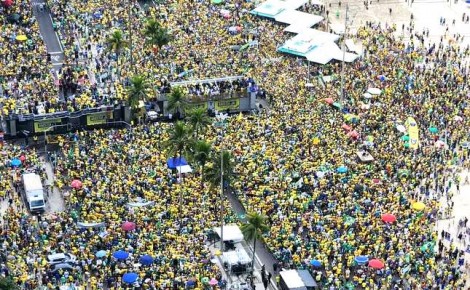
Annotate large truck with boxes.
[22,173,46,213]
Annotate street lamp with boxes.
[214,112,228,251]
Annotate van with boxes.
[47,253,77,265]
[22,173,46,213]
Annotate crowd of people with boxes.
[0,0,470,289]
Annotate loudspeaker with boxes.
[9,120,16,136]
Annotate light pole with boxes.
[215,113,228,251]
[340,5,349,104]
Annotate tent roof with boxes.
[280,270,307,289]
[275,9,323,27]
[250,0,309,18]
[213,224,244,242]
[297,270,317,287]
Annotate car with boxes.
[49,263,80,273]
[146,111,159,121]
[47,253,77,265]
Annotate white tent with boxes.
[275,10,323,27]
[177,165,193,174]
[250,0,309,18]
[213,224,244,242]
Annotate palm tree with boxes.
[165,121,193,223]
[192,140,212,187]
[187,107,211,137]
[0,277,19,290]
[127,75,151,121]
[240,212,269,284]
[144,22,171,55]
[106,30,128,79]
[166,86,188,119]
[204,150,234,188]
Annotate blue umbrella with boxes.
[122,272,138,284]
[113,250,129,260]
[139,255,154,266]
[310,259,321,267]
[10,158,21,167]
[354,255,369,264]
[337,166,348,173]
[96,250,107,258]
[167,157,188,169]
[186,280,196,287]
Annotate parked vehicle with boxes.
[21,173,46,213]
[47,253,77,265]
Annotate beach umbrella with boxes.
[396,124,406,133]
[332,102,342,109]
[342,124,352,131]
[368,259,385,269]
[71,179,82,189]
[139,255,154,266]
[10,158,21,167]
[381,213,397,223]
[209,278,218,286]
[354,255,369,264]
[401,135,410,141]
[367,88,382,95]
[336,166,348,173]
[167,157,188,169]
[122,221,136,231]
[201,277,210,284]
[96,250,107,258]
[324,98,334,104]
[2,0,13,7]
[16,35,27,41]
[19,155,26,162]
[412,202,425,211]
[363,92,373,99]
[113,250,129,260]
[310,259,322,267]
[186,280,196,287]
[429,127,438,134]
[122,272,138,284]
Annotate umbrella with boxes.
[332,102,342,109]
[342,124,352,131]
[113,250,129,260]
[209,278,218,286]
[2,0,13,7]
[19,155,26,162]
[401,135,410,141]
[16,35,28,41]
[139,255,154,266]
[96,250,107,258]
[434,140,447,149]
[367,88,382,95]
[354,255,369,264]
[167,157,188,169]
[365,135,374,142]
[10,158,21,167]
[453,115,463,122]
[429,127,438,134]
[462,142,469,149]
[122,221,136,231]
[8,13,20,22]
[363,92,373,99]
[324,98,334,104]
[71,179,82,189]
[212,0,223,3]
[378,75,386,82]
[398,169,409,178]
[347,130,359,139]
[396,124,406,133]
[337,166,348,173]
[201,277,210,284]
[186,280,196,287]
[122,272,138,284]
[368,259,385,269]
[381,213,397,223]
[310,259,322,267]
[412,202,425,211]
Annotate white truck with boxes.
[22,173,46,213]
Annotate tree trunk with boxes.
[251,236,257,285]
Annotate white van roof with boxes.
[23,173,43,192]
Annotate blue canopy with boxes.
[10,158,21,167]
[167,157,188,169]
[310,259,321,267]
[139,255,154,266]
[337,166,348,173]
[96,250,107,258]
[113,250,129,260]
[122,272,138,284]
[354,255,369,264]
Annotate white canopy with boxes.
[177,165,193,174]
[275,10,323,27]
[222,249,252,266]
[251,0,309,18]
[213,224,244,242]
[280,270,305,289]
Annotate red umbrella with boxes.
[324,98,334,104]
[122,221,136,231]
[71,179,82,189]
[2,0,13,7]
[368,259,385,269]
[347,130,359,139]
[19,155,26,162]
[341,124,351,131]
[381,213,396,223]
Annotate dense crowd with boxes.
[0,0,470,289]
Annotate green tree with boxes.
[187,107,211,137]
[204,150,234,188]
[240,212,269,283]
[106,30,128,78]
[166,86,188,119]
[0,276,19,290]
[127,75,150,121]
[191,140,212,187]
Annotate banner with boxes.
[86,111,113,126]
[215,99,240,111]
[34,118,62,133]
[406,117,419,150]
[187,102,208,110]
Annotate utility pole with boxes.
[128,0,135,73]
[340,5,349,104]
